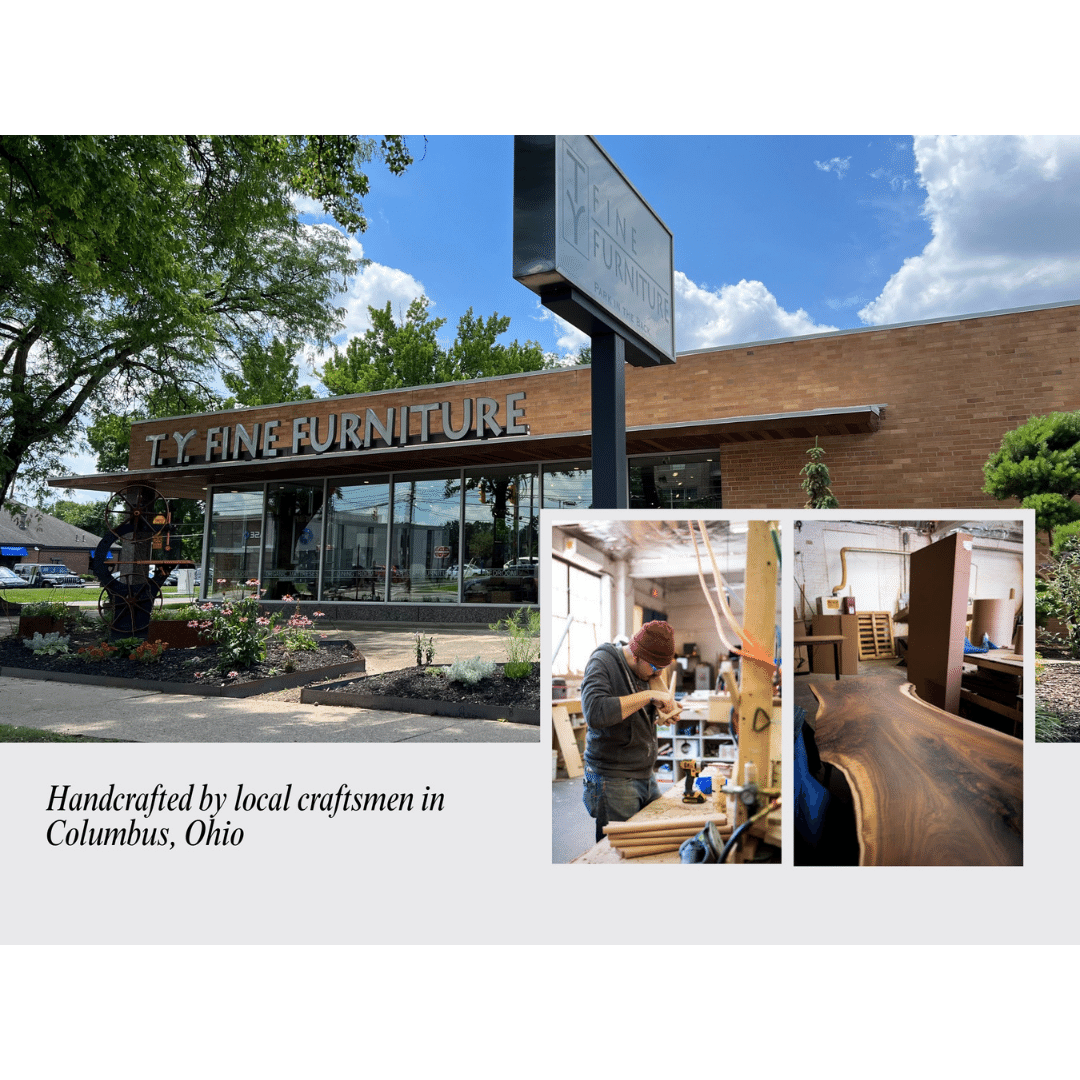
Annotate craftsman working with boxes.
[580,620,681,842]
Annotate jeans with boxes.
[583,768,662,843]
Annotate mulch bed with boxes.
[1036,642,1080,737]
[303,662,541,723]
[0,625,357,689]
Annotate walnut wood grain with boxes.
[810,677,1022,866]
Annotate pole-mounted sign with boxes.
[513,136,675,506]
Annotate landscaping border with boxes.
[0,653,367,698]
[299,678,540,725]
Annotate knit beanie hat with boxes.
[629,620,675,668]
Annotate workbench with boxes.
[571,767,733,863]
[961,650,1024,737]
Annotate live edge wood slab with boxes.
[810,677,1022,866]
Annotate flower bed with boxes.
[0,630,366,698]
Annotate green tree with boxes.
[983,412,1080,546]
[322,297,450,394]
[0,135,411,511]
[41,497,110,539]
[87,384,224,475]
[800,437,840,509]
[220,337,315,408]
[321,297,551,395]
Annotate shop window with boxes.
[461,465,539,605]
[389,471,461,603]
[543,462,592,509]
[320,477,391,601]
[261,482,326,601]
[629,454,721,509]
[207,486,265,600]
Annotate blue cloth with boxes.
[963,637,988,654]
[794,705,830,845]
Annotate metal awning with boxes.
[1,546,28,556]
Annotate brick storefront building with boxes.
[53,300,1078,618]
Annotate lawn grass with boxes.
[1,586,185,605]
[0,723,130,743]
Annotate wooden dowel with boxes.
[611,828,733,850]
[618,843,684,858]
[604,814,726,835]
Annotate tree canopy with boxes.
[0,135,411,511]
[983,411,1080,544]
[320,297,553,395]
[221,337,315,409]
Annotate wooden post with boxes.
[728,521,779,858]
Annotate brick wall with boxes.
[127,304,1080,510]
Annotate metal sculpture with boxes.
[91,485,180,639]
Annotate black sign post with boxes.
[513,135,675,509]
[590,331,627,507]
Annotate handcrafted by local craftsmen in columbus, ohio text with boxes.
[45,782,446,848]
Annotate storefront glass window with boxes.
[320,476,391,601]
[389,471,461,603]
[461,465,539,605]
[206,486,265,600]
[260,481,326,601]
[542,462,592,509]
[629,454,722,509]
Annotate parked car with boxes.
[37,564,85,587]
[502,559,538,576]
[0,566,32,589]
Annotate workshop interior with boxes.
[551,518,781,864]
[793,518,1024,866]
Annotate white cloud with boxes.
[815,156,851,179]
[532,303,590,358]
[674,273,838,350]
[860,135,1080,324]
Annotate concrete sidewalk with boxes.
[0,619,539,743]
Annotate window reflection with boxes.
[542,461,592,509]
[461,465,538,605]
[321,477,391,601]
[389,472,460,603]
[261,482,325,600]
[207,487,264,600]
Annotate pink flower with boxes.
[313,611,325,618]
[216,578,226,584]
[187,621,198,628]
[228,671,239,678]
[193,671,204,678]
[256,617,270,626]
[246,579,260,586]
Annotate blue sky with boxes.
[41,131,1080,496]
[298,134,1080,383]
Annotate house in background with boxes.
[0,503,105,575]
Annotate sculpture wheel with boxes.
[809,677,1022,866]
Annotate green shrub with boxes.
[152,604,202,622]
[19,600,70,620]
[503,660,533,679]
[488,607,540,665]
